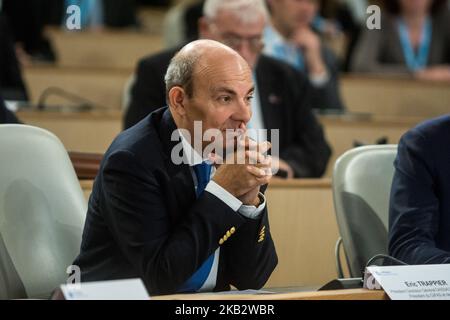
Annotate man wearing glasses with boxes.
[125,0,331,178]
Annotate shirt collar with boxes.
[179,130,205,166]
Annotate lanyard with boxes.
[397,17,432,71]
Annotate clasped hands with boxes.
[210,136,273,207]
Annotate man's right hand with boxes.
[211,138,272,202]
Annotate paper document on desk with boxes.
[60,278,149,300]
[368,264,450,300]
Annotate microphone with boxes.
[363,254,408,290]
[36,87,108,112]
[365,254,408,269]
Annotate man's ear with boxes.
[168,86,188,117]
[198,17,210,39]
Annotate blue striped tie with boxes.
[178,162,215,292]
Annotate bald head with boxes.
[164,40,250,99]
[165,40,255,151]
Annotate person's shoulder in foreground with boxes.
[389,114,450,265]
[73,40,278,296]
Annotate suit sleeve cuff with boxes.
[205,180,242,212]
[205,182,266,219]
[239,193,266,220]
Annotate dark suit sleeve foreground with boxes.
[221,204,278,291]
[389,127,450,264]
[100,150,276,295]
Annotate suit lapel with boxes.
[158,109,196,223]
[255,57,287,138]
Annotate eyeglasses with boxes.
[221,36,265,53]
[209,24,265,53]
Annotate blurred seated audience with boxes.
[1,0,57,63]
[0,15,28,101]
[351,0,450,81]
[126,0,332,178]
[320,0,368,71]
[44,0,138,29]
[0,95,20,124]
[264,0,346,110]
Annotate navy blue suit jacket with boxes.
[73,107,278,295]
[389,115,450,264]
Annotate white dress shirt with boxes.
[246,76,266,143]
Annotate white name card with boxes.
[367,264,450,300]
[60,278,149,300]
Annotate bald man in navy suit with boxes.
[73,40,278,295]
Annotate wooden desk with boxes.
[18,110,122,154]
[153,288,387,300]
[80,178,342,288]
[321,114,424,176]
[265,179,339,287]
[45,28,163,71]
[341,75,450,118]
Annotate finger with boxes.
[257,141,272,154]
[246,150,271,166]
[247,165,270,178]
[238,136,258,150]
[256,174,272,185]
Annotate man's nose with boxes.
[234,98,252,125]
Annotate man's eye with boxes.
[246,96,254,103]
[219,96,232,103]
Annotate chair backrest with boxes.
[0,125,87,299]
[332,145,397,277]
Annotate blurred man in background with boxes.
[264,0,346,110]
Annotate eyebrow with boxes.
[211,86,255,96]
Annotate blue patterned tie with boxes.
[178,161,215,292]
